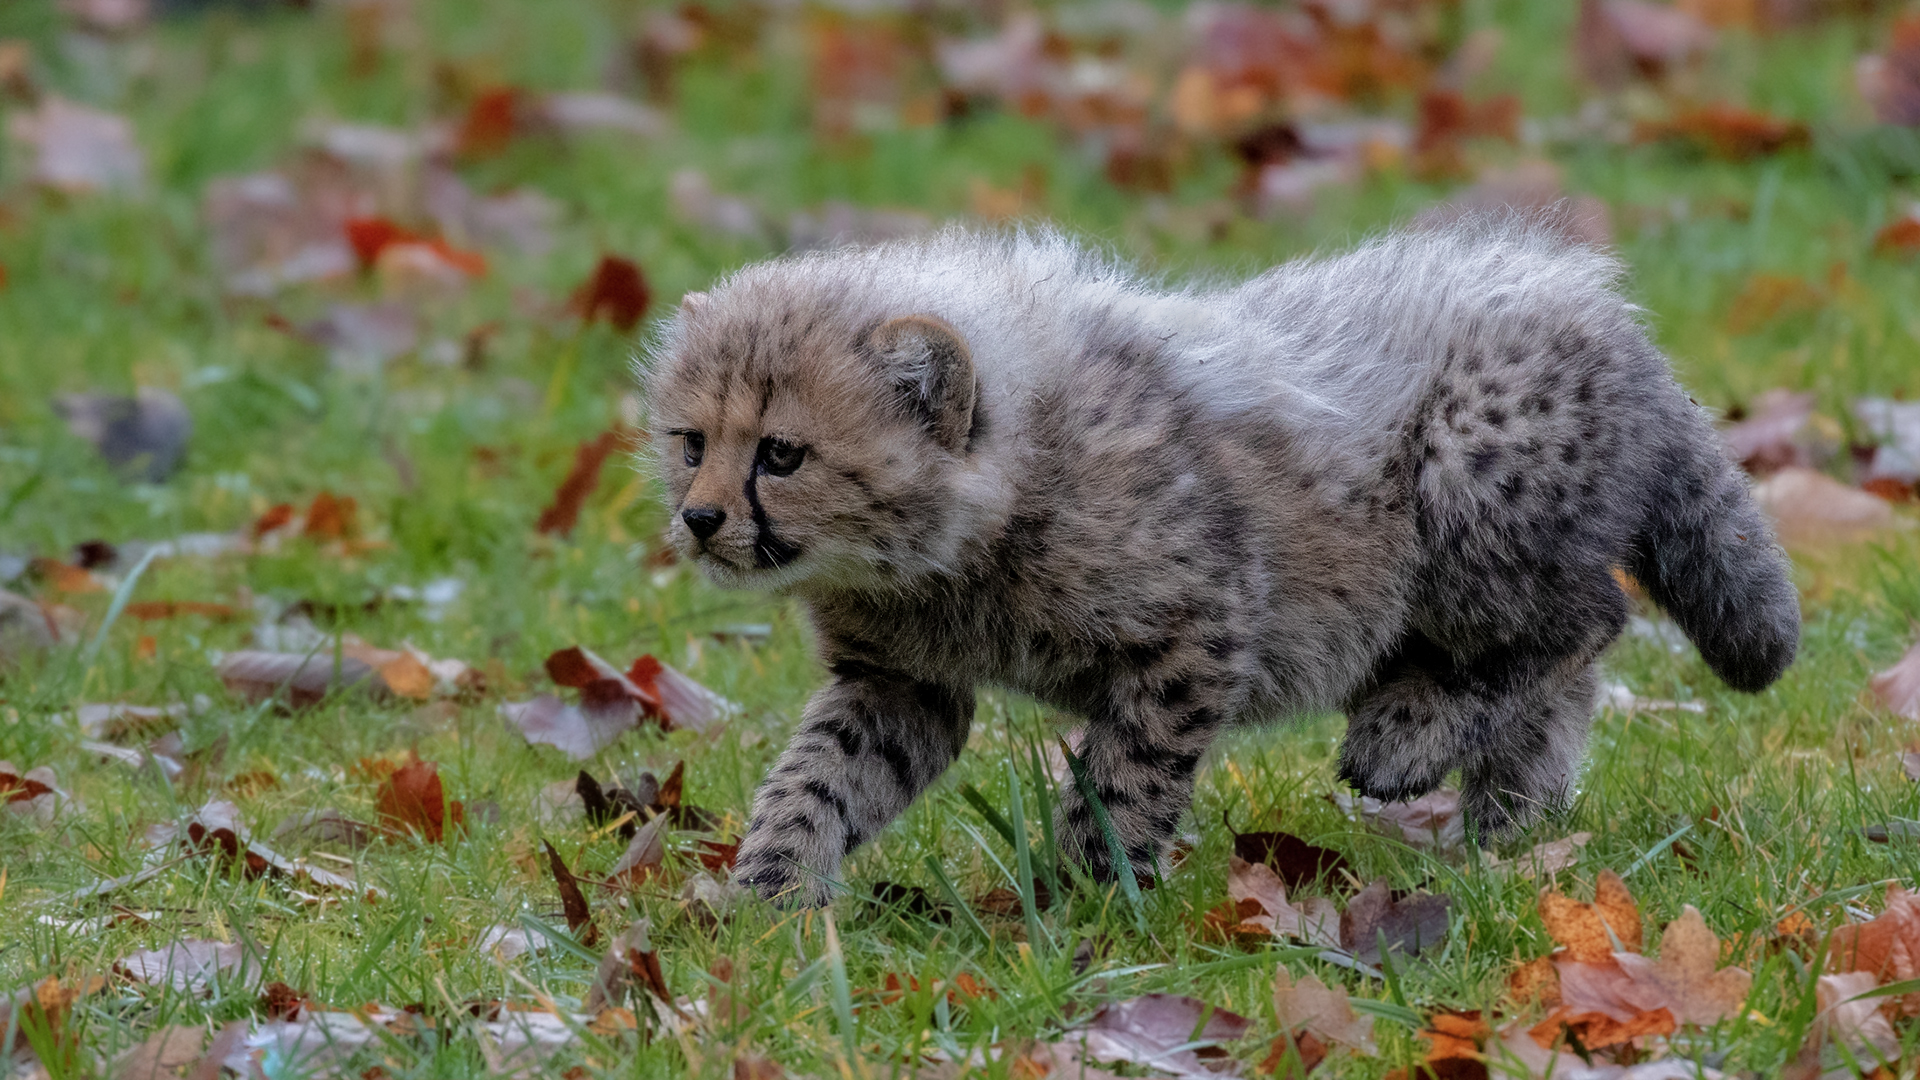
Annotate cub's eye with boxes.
[681,431,705,468]
[758,437,806,477]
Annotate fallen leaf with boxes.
[1332,788,1465,851]
[1854,396,1920,485]
[302,304,419,372]
[543,840,597,943]
[110,1024,207,1080]
[272,807,378,850]
[1607,906,1752,1025]
[569,255,652,332]
[1875,641,1920,721]
[583,917,681,1018]
[60,0,149,33]
[1752,466,1904,546]
[1486,833,1593,879]
[1340,879,1452,964]
[537,428,629,537]
[1720,389,1834,475]
[1,761,67,823]
[54,388,192,482]
[456,86,525,158]
[1071,994,1251,1080]
[1528,1004,1675,1053]
[1635,104,1809,160]
[216,650,378,708]
[501,694,636,760]
[1257,1029,1327,1077]
[606,812,670,888]
[1857,15,1920,126]
[1225,856,1340,946]
[375,759,463,843]
[1227,813,1353,891]
[1828,885,1920,1015]
[1507,956,1561,1008]
[1541,870,1643,962]
[1726,273,1825,334]
[123,600,240,621]
[1271,968,1375,1053]
[1575,0,1715,89]
[1411,89,1519,179]
[6,95,146,193]
[116,940,247,995]
[1814,971,1901,1064]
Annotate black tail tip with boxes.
[1697,600,1800,693]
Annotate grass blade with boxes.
[82,545,158,668]
[924,854,993,948]
[1059,738,1149,935]
[822,909,859,1061]
[960,783,1018,849]
[1005,759,1049,954]
[1027,738,1063,900]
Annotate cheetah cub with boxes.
[644,220,1798,907]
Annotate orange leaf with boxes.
[1539,869,1641,962]
[1528,1006,1675,1051]
[301,491,358,540]
[1635,104,1808,160]
[1875,217,1920,258]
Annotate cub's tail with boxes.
[1626,424,1799,692]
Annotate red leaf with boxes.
[456,87,523,158]
[535,428,628,537]
[375,760,461,843]
[251,502,294,538]
[696,838,740,871]
[1875,216,1920,258]
[569,255,652,332]
[543,840,597,943]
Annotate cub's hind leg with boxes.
[1337,631,1487,803]
[1458,661,1599,836]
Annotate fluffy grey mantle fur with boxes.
[642,219,1800,907]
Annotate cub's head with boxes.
[644,285,979,594]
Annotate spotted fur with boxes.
[642,218,1799,907]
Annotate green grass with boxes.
[4,0,1920,1076]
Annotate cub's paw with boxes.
[733,826,838,908]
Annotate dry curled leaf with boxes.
[1225,856,1340,946]
[1828,885,1920,1016]
[1271,968,1375,1053]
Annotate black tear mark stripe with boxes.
[742,470,803,569]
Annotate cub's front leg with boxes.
[734,670,973,907]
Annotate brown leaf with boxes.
[115,940,246,995]
[1528,1005,1675,1051]
[1226,856,1340,946]
[301,491,358,540]
[584,917,684,1018]
[1412,90,1519,179]
[1256,1029,1326,1077]
[1574,0,1715,89]
[1814,971,1901,1063]
[536,428,627,537]
[1340,879,1452,965]
[375,759,462,843]
[1507,956,1561,1008]
[216,650,378,708]
[110,1025,207,1080]
[260,981,309,1021]
[1828,885,1920,1015]
[1484,832,1591,879]
[1226,813,1352,891]
[1635,104,1809,160]
[1074,994,1251,1079]
[606,812,670,888]
[569,255,652,332]
[543,840,597,944]
[1752,466,1904,546]
[1720,389,1830,475]
[1539,869,1642,962]
[456,86,525,158]
[1271,968,1374,1053]
[501,695,637,759]
[1600,906,1752,1025]
[123,600,240,621]
[1872,640,1920,721]
[1858,16,1920,126]
[1333,788,1465,851]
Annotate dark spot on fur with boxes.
[1469,447,1501,475]
[1482,406,1508,429]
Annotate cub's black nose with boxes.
[682,506,725,540]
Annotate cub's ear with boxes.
[865,314,976,454]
